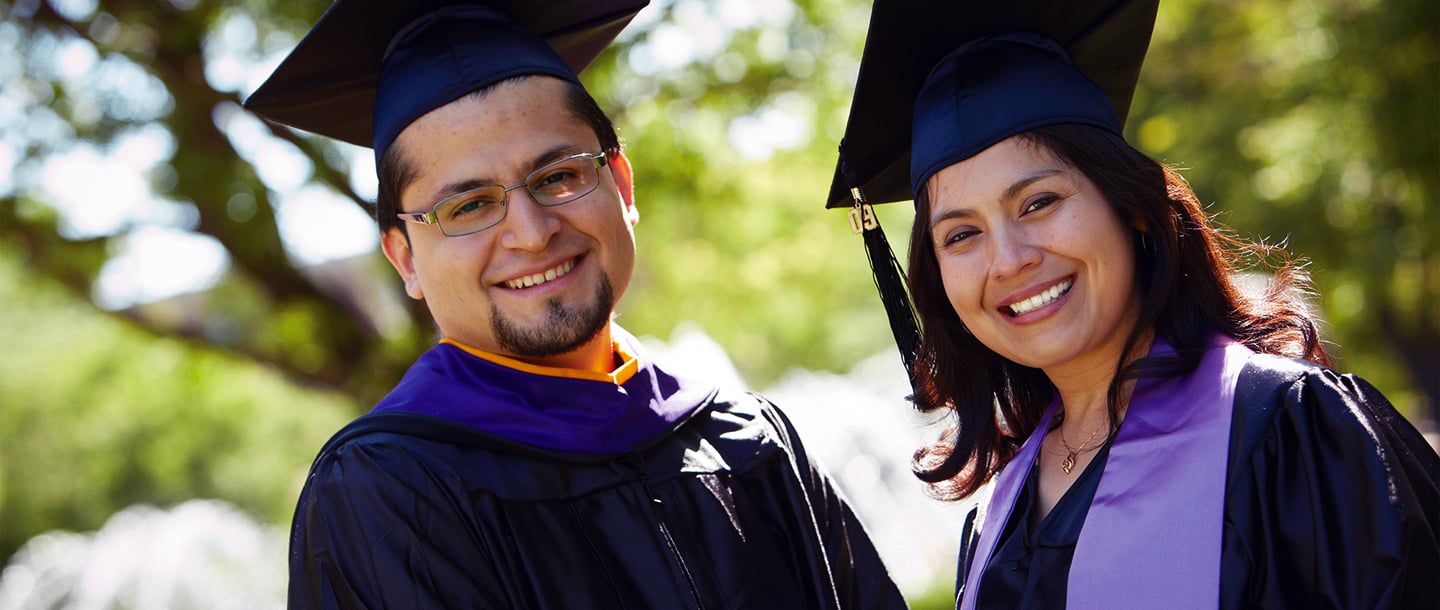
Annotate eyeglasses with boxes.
[396,152,609,236]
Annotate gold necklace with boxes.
[1057,423,1105,475]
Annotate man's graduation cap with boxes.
[243,0,648,163]
[826,0,1158,381]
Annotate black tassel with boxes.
[861,209,921,382]
[838,148,920,384]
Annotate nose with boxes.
[496,189,561,252]
[987,225,1042,281]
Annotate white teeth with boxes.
[1008,278,1073,316]
[505,259,574,289]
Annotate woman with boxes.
[827,2,1440,608]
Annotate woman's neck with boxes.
[1046,328,1155,428]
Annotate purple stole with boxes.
[959,335,1252,610]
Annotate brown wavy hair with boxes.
[906,123,1330,500]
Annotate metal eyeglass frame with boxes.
[395,152,609,236]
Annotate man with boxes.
[244,1,906,608]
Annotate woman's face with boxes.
[925,135,1141,382]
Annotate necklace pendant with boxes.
[1061,452,1076,474]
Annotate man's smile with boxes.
[502,257,577,290]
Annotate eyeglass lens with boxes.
[434,154,602,236]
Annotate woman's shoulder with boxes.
[1232,352,1438,473]
[1233,353,1434,459]
[1222,353,1440,608]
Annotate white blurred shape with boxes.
[203,13,258,93]
[38,126,177,239]
[648,23,697,70]
[214,102,312,193]
[348,147,378,203]
[671,0,728,60]
[274,184,379,266]
[48,0,98,22]
[0,500,286,610]
[0,142,14,195]
[92,54,173,121]
[41,147,147,238]
[728,106,809,161]
[94,227,230,310]
[638,322,749,392]
[53,37,98,80]
[111,123,175,168]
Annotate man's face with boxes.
[381,76,638,369]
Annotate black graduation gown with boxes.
[289,388,909,610]
[956,354,1440,609]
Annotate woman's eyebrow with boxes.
[1000,168,1064,203]
[929,168,1067,228]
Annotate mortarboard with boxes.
[243,0,648,163]
[826,0,1159,382]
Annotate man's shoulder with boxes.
[318,411,500,455]
[307,413,476,477]
[684,387,792,435]
[664,388,817,465]
[702,386,779,414]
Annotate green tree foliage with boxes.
[0,245,354,564]
[1133,0,1438,416]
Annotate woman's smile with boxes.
[1001,275,1074,318]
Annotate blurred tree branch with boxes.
[9,0,430,401]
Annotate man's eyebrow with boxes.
[529,144,585,170]
[425,178,494,207]
[425,144,588,205]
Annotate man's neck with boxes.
[517,326,617,374]
[447,323,622,376]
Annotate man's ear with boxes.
[609,150,638,226]
[380,228,424,300]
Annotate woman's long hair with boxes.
[906,123,1329,500]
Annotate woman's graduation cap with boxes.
[243,0,648,163]
[827,0,1158,383]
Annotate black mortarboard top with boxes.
[826,0,1158,382]
[243,0,648,163]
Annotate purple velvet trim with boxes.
[961,335,1251,609]
[369,329,712,454]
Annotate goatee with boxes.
[491,273,614,358]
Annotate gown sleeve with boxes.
[288,433,506,610]
[1222,364,1440,609]
[757,397,911,610]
